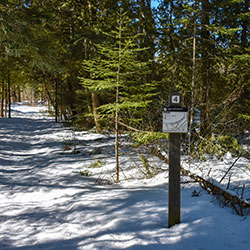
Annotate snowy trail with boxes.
[0,103,250,250]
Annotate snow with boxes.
[0,102,250,250]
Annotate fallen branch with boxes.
[152,148,250,216]
[219,154,241,184]
[118,121,143,132]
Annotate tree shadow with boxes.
[0,181,221,250]
[1,112,248,250]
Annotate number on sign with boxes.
[171,95,180,104]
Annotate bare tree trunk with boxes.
[4,74,8,118]
[87,1,99,129]
[169,0,178,87]
[45,87,53,107]
[85,88,92,114]
[44,81,55,113]
[91,92,102,133]
[55,79,58,122]
[115,85,119,183]
[1,80,4,117]
[200,0,211,136]
[8,70,11,118]
[17,86,21,102]
[114,10,123,183]
[189,0,198,154]
[12,85,17,102]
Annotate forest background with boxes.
[0,0,249,159]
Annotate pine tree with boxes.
[79,10,155,182]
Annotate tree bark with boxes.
[17,86,21,102]
[115,16,122,183]
[55,79,58,123]
[200,0,211,136]
[1,80,4,117]
[115,84,119,183]
[8,70,11,118]
[189,0,198,153]
[91,92,102,133]
[4,81,7,118]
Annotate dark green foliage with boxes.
[139,155,153,179]
[88,160,105,169]
[130,131,169,147]
[192,190,201,197]
[194,134,249,160]
[79,11,156,131]
[80,170,90,176]
[0,0,249,160]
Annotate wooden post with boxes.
[168,91,182,228]
[168,133,181,227]
[163,91,187,228]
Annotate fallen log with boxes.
[152,148,250,216]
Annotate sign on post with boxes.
[170,92,181,106]
[163,91,188,228]
[163,107,188,133]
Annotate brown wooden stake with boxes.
[168,133,181,228]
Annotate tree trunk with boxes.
[17,86,21,102]
[91,92,102,133]
[169,0,178,88]
[134,0,156,87]
[8,70,11,118]
[115,84,119,183]
[5,83,8,118]
[85,88,92,114]
[114,9,125,183]
[12,85,17,102]
[1,80,4,117]
[200,0,211,136]
[44,81,55,112]
[55,79,58,122]
[189,0,198,153]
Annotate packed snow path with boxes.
[0,103,250,250]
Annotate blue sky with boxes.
[151,0,159,8]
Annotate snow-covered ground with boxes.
[0,102,249,250]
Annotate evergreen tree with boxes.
[79,10,155,182]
